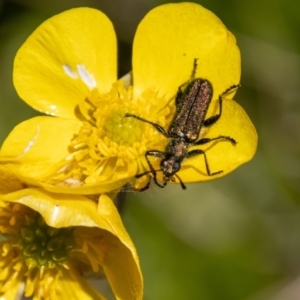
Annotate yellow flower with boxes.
[0,166,143,300]
[1,3,257,192]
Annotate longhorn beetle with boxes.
[125,59,239,190]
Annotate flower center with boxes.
[20,214,74,268]
[103,108,143,146]
[0,202,107,299]
[49,80,173,190]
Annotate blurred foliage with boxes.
[1,0,300,299]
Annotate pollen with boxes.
[51,80,172,189]
[104,109,143,145]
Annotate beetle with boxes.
[125,60,239,189]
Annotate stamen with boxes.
[47,80,172,188]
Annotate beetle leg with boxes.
[203,84,240,127]
[136,150,166,188]
[194,135,237,146]
[187,149,223,176]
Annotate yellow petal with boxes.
[178,98,258,182]
[14,7,117,118]
[0,165,24,195]
[38,178,133,196]
[1,189,143,300]
[57,269,107,300]
[133,3,240,101]
[0,116,82,184]
[101,233,143,300]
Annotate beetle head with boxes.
[160,158,181,181]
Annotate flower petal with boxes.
[0,116,82,184]
[38,178,134,196]
[59,269,107,300]
[133,3,240,101]
[0,165,24,195]
[14,7,117,118]
[1,190,143,300]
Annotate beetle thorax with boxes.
[160,138,189,181]
[165,138,189,159]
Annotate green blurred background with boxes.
[1,0,300,299]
